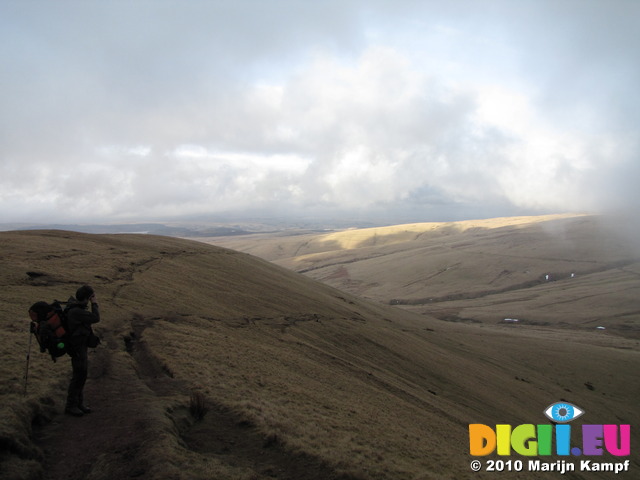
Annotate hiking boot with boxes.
[78,405,92,414]
[65,406,84,417]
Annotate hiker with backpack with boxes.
[64,285,101,416]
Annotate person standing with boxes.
[65,285,100,416]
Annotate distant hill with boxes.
[0,222,254,237]
[1,229,638,479]
[203,214,640,338]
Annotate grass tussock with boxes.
[189,390,208,421]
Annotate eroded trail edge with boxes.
[34,315,362,480]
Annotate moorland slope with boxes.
[205,214,640,338]
[0,229,638,480]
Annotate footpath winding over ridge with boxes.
[26,236,366,480]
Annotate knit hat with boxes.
[76,285,95,302]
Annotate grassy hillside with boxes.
[1,229,638,479]
[206,214,640,338]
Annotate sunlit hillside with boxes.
[205,214,640,338]
[1,229,638,480]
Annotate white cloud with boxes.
[1,1,639,224]
[97,145,152,158]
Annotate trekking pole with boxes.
[23,323,34,396]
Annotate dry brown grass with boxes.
[189,390,208,421]
[1,225,638,479]
[204,214,640,337]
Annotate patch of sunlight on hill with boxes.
[316,214,583,251]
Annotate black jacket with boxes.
[66,296,100,338]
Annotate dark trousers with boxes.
[66,343,88,408]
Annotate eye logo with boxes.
[544,402,585,423]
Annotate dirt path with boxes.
[32,319,363,480]
[33,345,153,480]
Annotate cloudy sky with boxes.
[1,0,638,225]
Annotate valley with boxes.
[1,216,638,479]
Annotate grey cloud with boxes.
[1,1,638,224]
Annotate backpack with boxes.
[28,300,70,362]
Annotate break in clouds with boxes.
[1,1,639,224]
